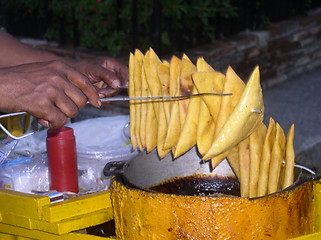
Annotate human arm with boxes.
[0,31,63,67]
[0,31,129,128]
[0,31,129,97]
[0,61,101,128]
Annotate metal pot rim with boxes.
[106,161,320,199]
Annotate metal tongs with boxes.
[0,92,231,140]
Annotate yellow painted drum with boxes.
[105,148,317,240]
[111,177,315,240]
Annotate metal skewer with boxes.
[100,92,232,102]
[0,92,231,140]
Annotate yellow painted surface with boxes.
[42,190,112,222]
[291,232,321,240]
[1,174,321,239]
[0,189,50,220]
[0,212,33,229]
[32,208,113,234]
[111,178,315,240]
[0,189,113,235]
[290,180,321,240]
[313,180,321,232]
[0,222,114,240]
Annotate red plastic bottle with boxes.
[46,127,79,193]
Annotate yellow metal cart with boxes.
[1,114,321,239]
[0,189,114,239]
[0,113,114,239]
[0,181,320,239]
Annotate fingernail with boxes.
[99,93,105,98]
[112,79,121,88]
[42,120,50,128]
[97,100,101,107]
[48,122,53,128]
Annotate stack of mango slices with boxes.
[128,48,295,198]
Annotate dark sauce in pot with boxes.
[149,175,240,197]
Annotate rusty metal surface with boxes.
[111,178,315,240]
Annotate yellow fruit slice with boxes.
[204,66,264,160]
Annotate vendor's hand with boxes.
[0,60,100,128]
[68,57,129,98]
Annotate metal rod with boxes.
[0,92,231,139]
[0,123,36,140]
[294,164,316,175]
[0,112,28,119]
[116,86,129,89]
[100,92,232,102]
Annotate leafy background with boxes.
[0,0,320,57]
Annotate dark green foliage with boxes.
[0,0,319,56]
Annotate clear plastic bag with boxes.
[0,151,107,194]
[73,115,138,190]
[3,115,139,193]
[0,137,18,164]
[0,152,48,193]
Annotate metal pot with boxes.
[104,147,318,240]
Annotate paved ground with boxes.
[263,66,321,173]
[76,66,321,173]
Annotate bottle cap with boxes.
[47,127,75,140]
